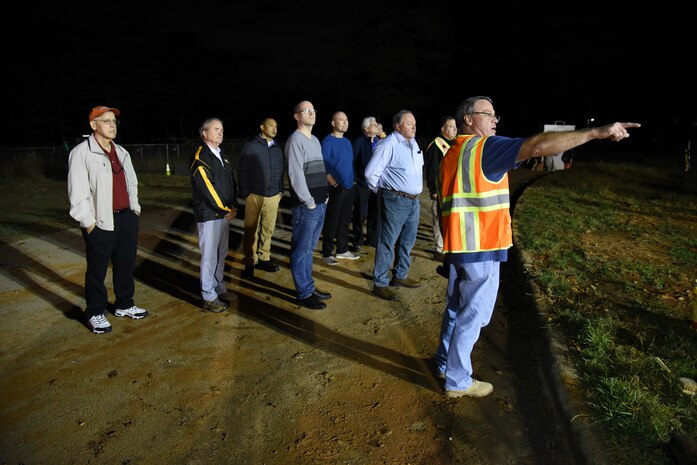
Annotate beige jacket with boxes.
[67,134,140,231]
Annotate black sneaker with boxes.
[241,265,254,279]
[297,295,327,310]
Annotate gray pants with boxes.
[197,218,229,302]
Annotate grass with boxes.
[514,158,697,465]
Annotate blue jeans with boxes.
[372,190,420,287]
[435,261,500,391]
[290,203,326,299]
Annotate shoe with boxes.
[323,256,339,266]
[114,305,148,319]
[433,251,445,262]
[336,251,360,260]
[87,314,112,334]
[390,277,422,288]
[241,265,254,279]
[312,289,332,300]
[255,260,280,272]
[297,295,327,310]
[373,285,398,301]
[445,379,494,398]
[202,298,228,313]
[349,245,362,253]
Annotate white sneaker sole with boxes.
[114,310,148,320]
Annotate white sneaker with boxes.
[336,251,360,260]
[114,305,148,319]
[445,379,493,398]
[323,256,339,266]
[87,314,112,334]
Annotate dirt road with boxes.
[0,169,605,464]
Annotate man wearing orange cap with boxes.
[68,105,148,334]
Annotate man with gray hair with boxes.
[435,95,640,398]
[365,110,424,301]
[68,105,149,334]
[351,116,379,252]
[190,117,239,313]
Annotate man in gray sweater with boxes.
[286,101,332,310]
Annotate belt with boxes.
[387,189,418,200]
[114,209,130,214]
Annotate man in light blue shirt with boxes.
[364,110,424,301]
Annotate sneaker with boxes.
[297,295,327,310]
[202,298,228,313]
[445,379,494,398]
[114,305,148,319]
[87,314,112,334]
[372,285,398,301]
[323,256,339,266]
[336,251,360,260]
[349,245,362,253]
[390,277,422,288]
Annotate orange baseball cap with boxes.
[89,105,121,121]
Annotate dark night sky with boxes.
[3,3,696,148]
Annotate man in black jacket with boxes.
[423,116,457,261]
[238,118,285,279]
[190,118,239,312]
[350,116,379,251]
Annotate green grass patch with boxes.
[515,159,697,465]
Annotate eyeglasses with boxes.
[94,118,119,126]
[467,112,500,122]
[296,109,317,115]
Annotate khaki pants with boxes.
[242,193,282,265]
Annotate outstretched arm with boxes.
[516,122,641,163]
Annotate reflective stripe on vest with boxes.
[439,135,512,253]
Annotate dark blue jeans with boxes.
[372,190,420,287]
[290,203,326,299]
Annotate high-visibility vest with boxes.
[427,136,451,157]
[439,135,512,253]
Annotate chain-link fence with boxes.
[0,141,249,180]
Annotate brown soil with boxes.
[0,169,602,465]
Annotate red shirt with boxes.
[98,140,129,211]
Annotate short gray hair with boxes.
[361,116,376,130]
[455,96,492,129]
[199,118,222,138]
[392,110,413,128]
